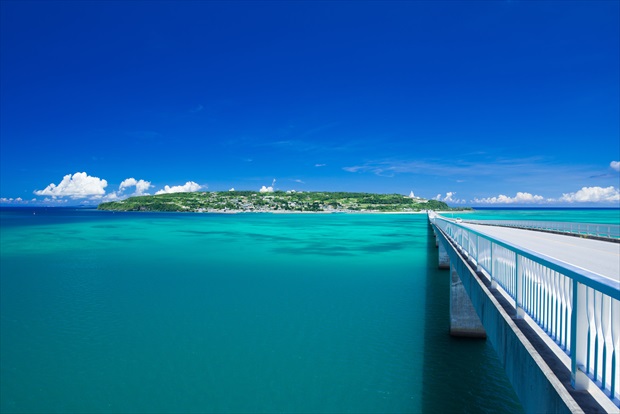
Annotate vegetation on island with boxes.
[98,191,471,213]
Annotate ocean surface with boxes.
[1,208,617,413]
[453,207,620,224]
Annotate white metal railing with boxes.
[428,212,620,404]
[462,219,620,240]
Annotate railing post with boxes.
[475,234,480,271]
[515,254,525,318]
[571,280,588,390]
[490,243,497,289]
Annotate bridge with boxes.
[428,212,620,413]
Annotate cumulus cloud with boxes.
[473,187,619,204]
[34,172,108,199]
[81,177,154,202]
[155,181,203,195]
[102,192,120,201]
[119,178,137,191]
[474,192,545,204]
[560,186,619,203]
[434,192,465,203]
[43,197,68,204]
[0,197,26,204]
[259,179,276,193]
[611,161,620,172]
[119,178,152,196]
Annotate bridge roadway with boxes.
[431,214,620,412]
[460,222,620,283]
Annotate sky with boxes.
[1,0,619,206]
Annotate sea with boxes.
[1,207,618,413]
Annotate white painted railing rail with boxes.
[461,219,620,240]
[429,212,620,404]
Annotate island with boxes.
[98,191,471,213]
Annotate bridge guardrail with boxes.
[462,219,620,240]
[429,212,620,404]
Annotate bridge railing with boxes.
[429,212,620,403]
[461,219,620,240]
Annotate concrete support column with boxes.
[438,242,450,269]
[450,264,486,338]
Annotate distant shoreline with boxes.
[92,209,475,215]
[220,209,475,215]
[96,190,461,213]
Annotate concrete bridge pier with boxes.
[450,263,486,338]
[437,242,450,269]
[434,222,485,338]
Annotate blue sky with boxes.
[1,1,619,206]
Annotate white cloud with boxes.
[119,178,152,196]
[259,179,276,193]
[34,172,108,199]
[611,161,620,172]
[134,180,151,195]
[229,188,235,191]
[119,178,137,190]
[1,197,26,203]
[43,197,68,204]
[155,181,203,195]
[560,186,619,203]
[471,187,620,204]
[104,193,120,201]
[434,192,465,204]
[474,192,545,204]
[315,163,326,167]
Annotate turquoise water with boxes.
[0,208,545,413]
[455,208,620,224]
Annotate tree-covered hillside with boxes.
[98,191,466,213]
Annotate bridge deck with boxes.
[461,223,620,282]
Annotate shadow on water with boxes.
[421,220,524,414]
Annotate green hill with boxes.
[98,191,466,213]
